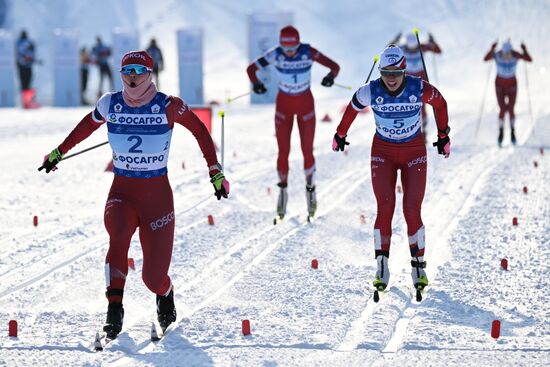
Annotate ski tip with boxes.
[93,332,104,351]
[151,322,161,341]
[415,289,423,302]
[373,290,380,303]
[274,214,285,225]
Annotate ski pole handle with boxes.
[227,91,251,103]
[365,55,380,84]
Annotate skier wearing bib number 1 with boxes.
[38,51,230,342]
[246,25,340,221]
[332,45,451,301]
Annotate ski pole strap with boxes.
[375,250,390,259]
[105,288,124,298]
[411,260,427,268]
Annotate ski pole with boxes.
[413,27,439,141]
[474,62,493,142]
[38,141,109,171]
[413,28,430,83]
[62,141,109,160]
[334,83,352,90]
[365,55,380,83]
[227,91,251,103]
[218,110,225,169]
[524,61,534,129]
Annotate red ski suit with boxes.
[58,96,218,302]
[337,78,449,258]
[247,45,339,182]
[484,47,532,122]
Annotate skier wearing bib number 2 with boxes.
[246,25,340,221]
[332,45,450,301]
[38,51,230,341]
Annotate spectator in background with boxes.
[91,36,114,97]
[80,47,92,105]
[16,30,36,91]
[146,38,164,87]
[16,30,40,108]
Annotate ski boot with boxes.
[102,302,124,339]
[276,182,288,221]
[511,128,516,145]
[306,185,317,222]
[373,254,390,302]
[497,127,504,147]
[411,257,429,302]
[157,288,177,332]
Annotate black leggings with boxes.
[17,64,32,90]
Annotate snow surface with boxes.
[1,0,549,366]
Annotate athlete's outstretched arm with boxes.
[518,43,532,62]
[484,42,497,61]
[38,111,103,173]
[310,46,340,77]
[422,81,449,135]
[58,112,104,154]
[166,96,218,170]
[335,84,371,137]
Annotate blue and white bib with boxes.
[97,92,173,178]
[256,43,313,95]
[352,76,423,143]
[494,51,519,79]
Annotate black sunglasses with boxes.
[380,69,406,77]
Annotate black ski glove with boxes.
[332,133,350,152]
[38,148,64,173]
[432,135,451,158]
[321,73,335,87]
[253,83,267,94]
[210,171,230,200]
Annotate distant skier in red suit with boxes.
[247,25,340,220]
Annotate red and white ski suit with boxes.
[337,76,449,258]
[247,44,339,183]
[484,47,532,124]
[57,94,218,302]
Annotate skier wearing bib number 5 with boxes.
[246,25,340,220]
[38,51,230,341]
[332,45,450,299]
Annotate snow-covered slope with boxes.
[1,1,548,366]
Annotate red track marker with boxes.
[208,215,214,225]
[523,186,528,194]
[33,215,38,227]
[311,259,319,269]
[242,320,251,336]
[8,320,17,337]
[128,258,135,270]
[500,258,508,270]
[512,217,518,226]
[491,320,501,339]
